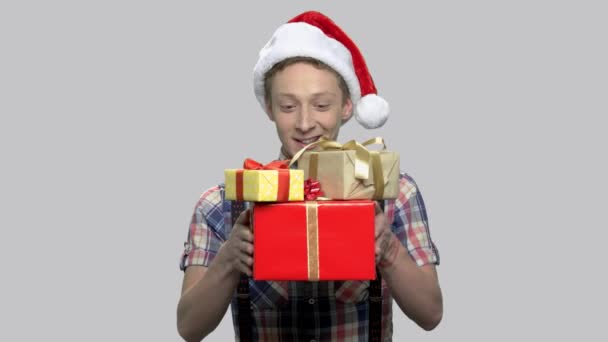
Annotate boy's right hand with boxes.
[218,209,254,277]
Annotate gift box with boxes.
[295,138,400,200]
[253,200,376,281]
[225,159,304,202]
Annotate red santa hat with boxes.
[253,11,389,129]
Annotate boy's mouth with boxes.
[294,136,321,146]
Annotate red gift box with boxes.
[253,200,376,281]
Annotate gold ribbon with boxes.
[309,153,318,180]
[306,201,320,281]
[290,137,388,199]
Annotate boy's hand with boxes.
[374,202,401,268]
[218,209,254,276]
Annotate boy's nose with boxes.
[295,107,315,132]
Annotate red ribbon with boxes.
[304,178,324,201]
[236,159,291,201]
[243,158,289,170]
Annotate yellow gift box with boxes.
[292,138,400,200]
[224,159,304,202]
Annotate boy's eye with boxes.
[315,104,330,110]
[280,104,296,111]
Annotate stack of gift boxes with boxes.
[225,138,400,281]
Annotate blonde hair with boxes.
[263,56,351,106]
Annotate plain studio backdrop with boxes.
[1,1,606,341]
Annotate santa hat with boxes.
[253,11,389,129]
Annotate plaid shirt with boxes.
[180,172,439,341]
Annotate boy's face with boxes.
[266,62,353,159]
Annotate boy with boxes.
[178,11,442,341]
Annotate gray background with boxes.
[1,0,606,341]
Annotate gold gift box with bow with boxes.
[293,137,400,200]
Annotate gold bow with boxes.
[289,137,388,199]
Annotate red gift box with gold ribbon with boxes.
[252,200,376,281]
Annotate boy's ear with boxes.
[341,98,354,123]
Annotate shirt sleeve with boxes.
[179,186,226,271]
[390,173,440,266]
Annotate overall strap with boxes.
[368,269,383,342]
[369,200,385,342]
[231,200,253,342]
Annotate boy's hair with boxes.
[263,56,351,107]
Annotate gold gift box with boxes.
[297,150,400,200]
[224,169,304,202]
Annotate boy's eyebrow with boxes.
[276,93,297,98]
[311,91,338,97]
[276,92,338,97]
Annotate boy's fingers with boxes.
[375,222,382,238]
[375,217,387,238]
[235,208,251,225]
[374,202,382,215]
[239,227,253,242]
[238,259,252,276]
[240,241,254,255]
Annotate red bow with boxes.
[244,158,289,170]
[304,178,324,200]
[237,159,292,202]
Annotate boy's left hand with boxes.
[374,202,400,267]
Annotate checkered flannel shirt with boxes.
[180,172,439,341]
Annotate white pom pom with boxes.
[354,94,390,129]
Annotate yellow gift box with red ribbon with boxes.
[225,159,304,202]
[290,137,400,200]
